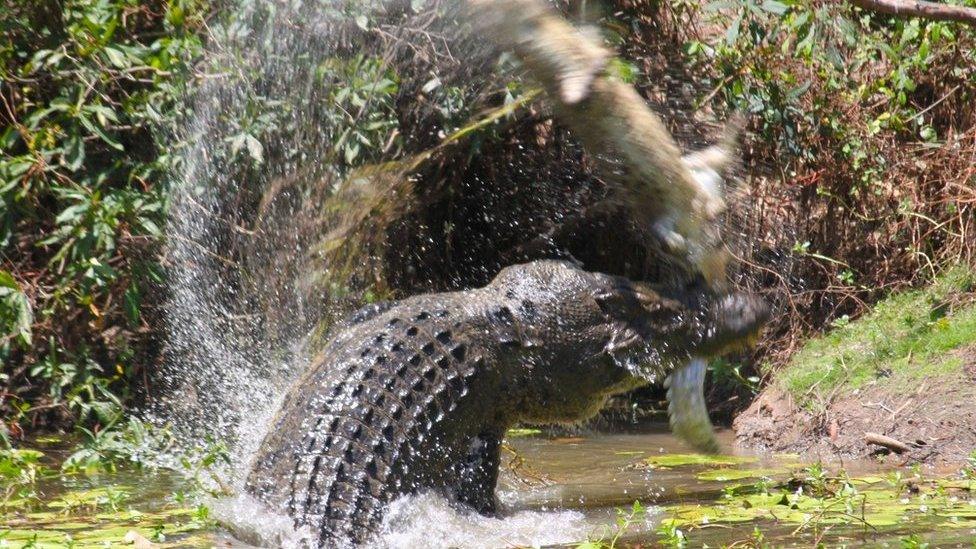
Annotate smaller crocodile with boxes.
[246,260,767,547]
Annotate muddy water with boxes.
[5,422,975,548]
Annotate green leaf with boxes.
[63,136,85,172]
[55,202,89,225]
[124,284,140,325]
[760,0,789,15]
[78,114,124,151]
[344,141,360,164]
[0,270,18,290]
[0,270,32,346]
[245,134,264,164]
[139,218,162,237]
[726,15,742,45]
[103,47,129,69]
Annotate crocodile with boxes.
[246,260,767,547]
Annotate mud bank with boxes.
[735,269,976,465]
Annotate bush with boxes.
[0,0,209,432]
[669,0,976,366]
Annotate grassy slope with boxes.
[776,268,976,412]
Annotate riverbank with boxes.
[735,268,976,465]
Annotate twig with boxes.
[864,432,911,454]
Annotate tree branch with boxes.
[851,0,976,26]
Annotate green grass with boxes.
[778,268,976,411]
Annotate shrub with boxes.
[0,0,209,432]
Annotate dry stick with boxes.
[850,0,976,26]
[864,432,911,454]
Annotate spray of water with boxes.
[149,0,498,470]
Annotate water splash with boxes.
[375,492,592,549]
[148,1,357,472]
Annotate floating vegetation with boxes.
[505,428,544,438]
[1,505,212,548]
[1,478,214,549]
[654,463,976,546]
[0,441,226,549]
[639,453,757,469]
[694,468,777,482]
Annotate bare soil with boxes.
[734,346,976,465]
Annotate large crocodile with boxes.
[246,260,767,547]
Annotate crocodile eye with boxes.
[415,311,431,321]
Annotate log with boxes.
[851,0,976,27]
[865,431,912,453]
[465,0,731,287]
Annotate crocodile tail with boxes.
[666,358,720,454]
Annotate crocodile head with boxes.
[487,260,768,423]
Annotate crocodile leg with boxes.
[453,429,503,515]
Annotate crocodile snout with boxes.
[701,293,770,355]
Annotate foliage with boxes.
[0,0,208,432]
[0,427,231,547]
[655,460,976,545]
[663,0,976,372]
[575,501,650,549]
[1,447,52,508]
[61,416,176,474]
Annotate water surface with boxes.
[4,422,974,547]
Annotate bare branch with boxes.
[851,0,976,26]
